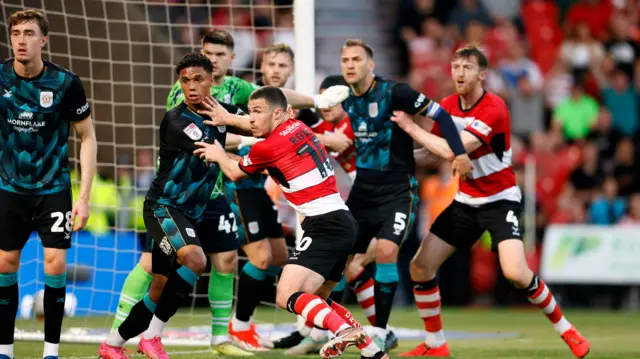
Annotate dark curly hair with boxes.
[175,52,213,76]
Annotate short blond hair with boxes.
[263,43,294,63]
[342,38,374,59]
[452,43,488,69]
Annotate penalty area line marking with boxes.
[24,349,210,359]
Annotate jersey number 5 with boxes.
[297,136,333,178]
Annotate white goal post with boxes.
[0,0,315,345]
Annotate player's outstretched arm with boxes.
[198,96,253,135]
[225,133,262,150]
[193,141,248,181]
[281,85,349,109]
[392,111,480,177]
[72,116,97,230]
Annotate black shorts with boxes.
[143,203,201,277]
[346,175,419,253]
[227,188,284,244]
[289,210,357,282]
[430,200,524,251]
[198,196,240,254]
[0,189,72,251]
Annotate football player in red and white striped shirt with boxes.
[390,45,590,358]
[195,86,387,359]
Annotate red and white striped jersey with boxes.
[239,118,348,217]
[432,90,521,206]
[309,115,357,182]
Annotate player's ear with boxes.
[40,35,48,49]
[479,68,488,81]
[231,52,236,62]
[368,57,375,73]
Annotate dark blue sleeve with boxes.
[426,102,466,156]
[391,83,466,156]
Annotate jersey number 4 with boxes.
[297,136,333,178]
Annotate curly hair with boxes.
[175,52,214,76]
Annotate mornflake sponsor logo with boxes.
[7,117,45,133]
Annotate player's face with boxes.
[10,21,47,63]
[261,52,293,88]
[248,98,284,138]
[341,46,373,85]
[450,56,486,95]
[201,43,234,78]
[178,66,213,106]
[318,88,346,123]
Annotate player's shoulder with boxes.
[164,102,188,121]
[479,91,509,116]
[43,60,81,81]
[374,76,399,92]
[439,93,459,109]
[224,75,256,88]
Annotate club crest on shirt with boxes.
[368,102,378,117]
[40,91,53,108]
[183,123,203,140]
[223,94,231,103]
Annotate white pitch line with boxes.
[24,349,210,359]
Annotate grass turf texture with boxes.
[14,306,639,358]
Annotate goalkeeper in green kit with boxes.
[111,29,349,355]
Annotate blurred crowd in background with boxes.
[77,0,640,309]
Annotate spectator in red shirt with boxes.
[565,0,613,40]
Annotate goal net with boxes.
[0,0,321,345]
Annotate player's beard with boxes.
[454,81,476,96]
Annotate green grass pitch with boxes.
[14,306,640,358]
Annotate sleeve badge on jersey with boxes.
[368,102,378,117]
[414,93,426,108]
[183,123,203,140]
[242,156,252,166]
[40,91,54,108]
[470,119,492,136]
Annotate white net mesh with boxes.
[0,0,309,345]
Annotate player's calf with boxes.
[371,239,400,345]
[42,248,68,358]
[498,240,589,358]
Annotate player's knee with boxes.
[180,246,207,275]
[213,251,238,274]
[249,249,272,270]
[409,256,436,282]
[375,240,399,263]
[139,252,153,274]
[269,241,288,267]
[43,250,66,275]
[0,251,20,273]
[502,264,533,289]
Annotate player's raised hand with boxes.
[193,140,226,163]
[326,125,353,154]
[452,154,473,180]
[71,199,90,231]
[198,96,229,126]
[391,110,416,132]
[313,85,349,108]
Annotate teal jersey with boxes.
[167,76,266,198]
[0,59,91,195]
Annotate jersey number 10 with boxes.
[297,136,333,178]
